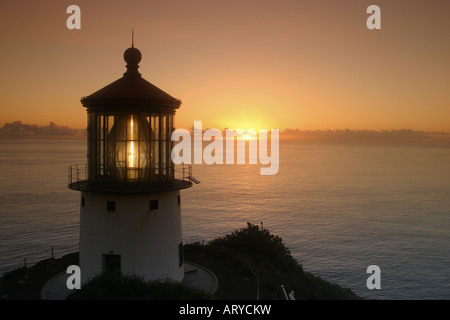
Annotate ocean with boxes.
[0,139,449,300]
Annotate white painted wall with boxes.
[79,190,183,285]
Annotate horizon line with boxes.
[0,120,449,134]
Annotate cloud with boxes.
[2,121,448,143]
[0,121,86,139]
[280,128,450,142]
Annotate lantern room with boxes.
[69,44,192,193]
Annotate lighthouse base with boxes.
[79,190,183,285]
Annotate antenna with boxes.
[132,29,134,48]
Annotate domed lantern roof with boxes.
[80,44,181,112]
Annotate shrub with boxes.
[210,222,302,273]
[68,272,212,300]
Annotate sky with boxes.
[0,0,449,132]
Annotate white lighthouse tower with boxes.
[68,43,193,285]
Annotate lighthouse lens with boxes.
[88,112,174,183]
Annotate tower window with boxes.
[81,197,85,207]
[103,253,121,273]
[150,200,158,211]
[177,195,181,205]
[107,201,116,212]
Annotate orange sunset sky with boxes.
[0,0,449,132]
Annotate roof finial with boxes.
[124,32,142,77]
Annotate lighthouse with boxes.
[68,42,193,285]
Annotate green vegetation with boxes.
[0,223,360,300]
[68,273,212,300]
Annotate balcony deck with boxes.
[68,164,193,194]
[69,179,192,193]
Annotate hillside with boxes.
[0,223,359,300]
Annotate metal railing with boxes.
[68,163,87,186]
[1,243,79,276]
[178,163,192,181]
[68,163,192,185]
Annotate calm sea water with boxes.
[0,139,449,300]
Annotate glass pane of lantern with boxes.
[162,141,167,178]
[162,115,167,141]
[152,115,159,141]
[87,113,94,179]
[153,140,159,176]
[126,114,151,181]
[169,114,173,136]
[137,114,150,180]
[115,141,126,180]
[96,115,101,176]
[168,114,173,177]
[101,115,107,175]
[108,115,114,134]
[105,115,114,179]
[108,115,128,180]
[169,140,174,178]
[127,114,137,169]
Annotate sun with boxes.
[232,129,258,141]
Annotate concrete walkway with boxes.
[41,262,218,300]
[183,261,218,294]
